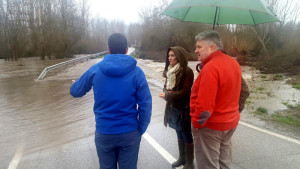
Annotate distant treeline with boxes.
[136,0,300,73]
[1,0,300,74]
[0,0,130,60]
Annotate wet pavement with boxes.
[0,50,300,169]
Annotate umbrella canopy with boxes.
[161,0,280,28]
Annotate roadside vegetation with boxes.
[292,84,300,90]
[1,1,299,126]
[0,0,130,60]
[250,103,300,128]
[1,0,299,77]
[135,0,300,76]
[271,103,300,128]
[252,107,268,115]
[272,113,300,128]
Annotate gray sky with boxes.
[88,0,299,23]
[88,0,171,23]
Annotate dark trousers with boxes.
[95,130,141,169]
[176,130,193,144]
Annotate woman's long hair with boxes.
[163,46,189,77]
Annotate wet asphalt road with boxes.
[4,82,300,169]
[1,49,300,169]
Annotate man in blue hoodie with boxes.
[70,33,152,169]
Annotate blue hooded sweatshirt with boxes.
[70,54,152,135]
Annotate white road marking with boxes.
[7,121,298,169]
[239,121,300,145]
[8,147,24,169]
[143,121,299,169]
[142,133,177,164]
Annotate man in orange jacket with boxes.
[190,30,241,169]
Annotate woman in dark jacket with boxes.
[159,46,194,169]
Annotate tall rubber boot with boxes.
[183,144,194,169]
[172,140,185,167]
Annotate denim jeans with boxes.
[176,130,193,144]
[95,129,141,169]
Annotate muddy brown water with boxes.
[1,56,299,168]
[0,58,95,167]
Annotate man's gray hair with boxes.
[195,30,223,50]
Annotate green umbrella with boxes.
[161,0,280,29]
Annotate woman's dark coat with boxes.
[163,46,194,132]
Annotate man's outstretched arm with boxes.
[70,70,93,98]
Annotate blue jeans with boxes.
[176,130,193,144]
[95,130,141,169]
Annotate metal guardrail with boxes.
[37,51,108,80]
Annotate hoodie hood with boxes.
[99,54,137,77]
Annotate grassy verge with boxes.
[271,113,300,127]
[282,102,299,109]
[272,74,283,80]
[286,75,300,91]
[281,101,300,127]
[292,84,300,90]
[252,107,268,115]
[251,104,300,128]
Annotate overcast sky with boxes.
[88,0,299,23]
[88,0,171,23]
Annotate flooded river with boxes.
[0,54,299,168]
[0,58,96,168]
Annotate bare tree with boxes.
[0,0,91,60]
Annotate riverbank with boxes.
[45,57,300,140]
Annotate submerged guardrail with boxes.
[37,51,108,80]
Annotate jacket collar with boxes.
[202,50,223,65]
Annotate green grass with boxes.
[273,74,283,80]
[97,55,105,58]
[282,102,300,111]
[256,87,265,91]
[271,114,300,127]
[252,107,268,115]
[257,107,268,113]
[292,84,300,90]
[282,102,297,109]
[260,75,267,78]
[246,100,252,104]
[130,49,139,58]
